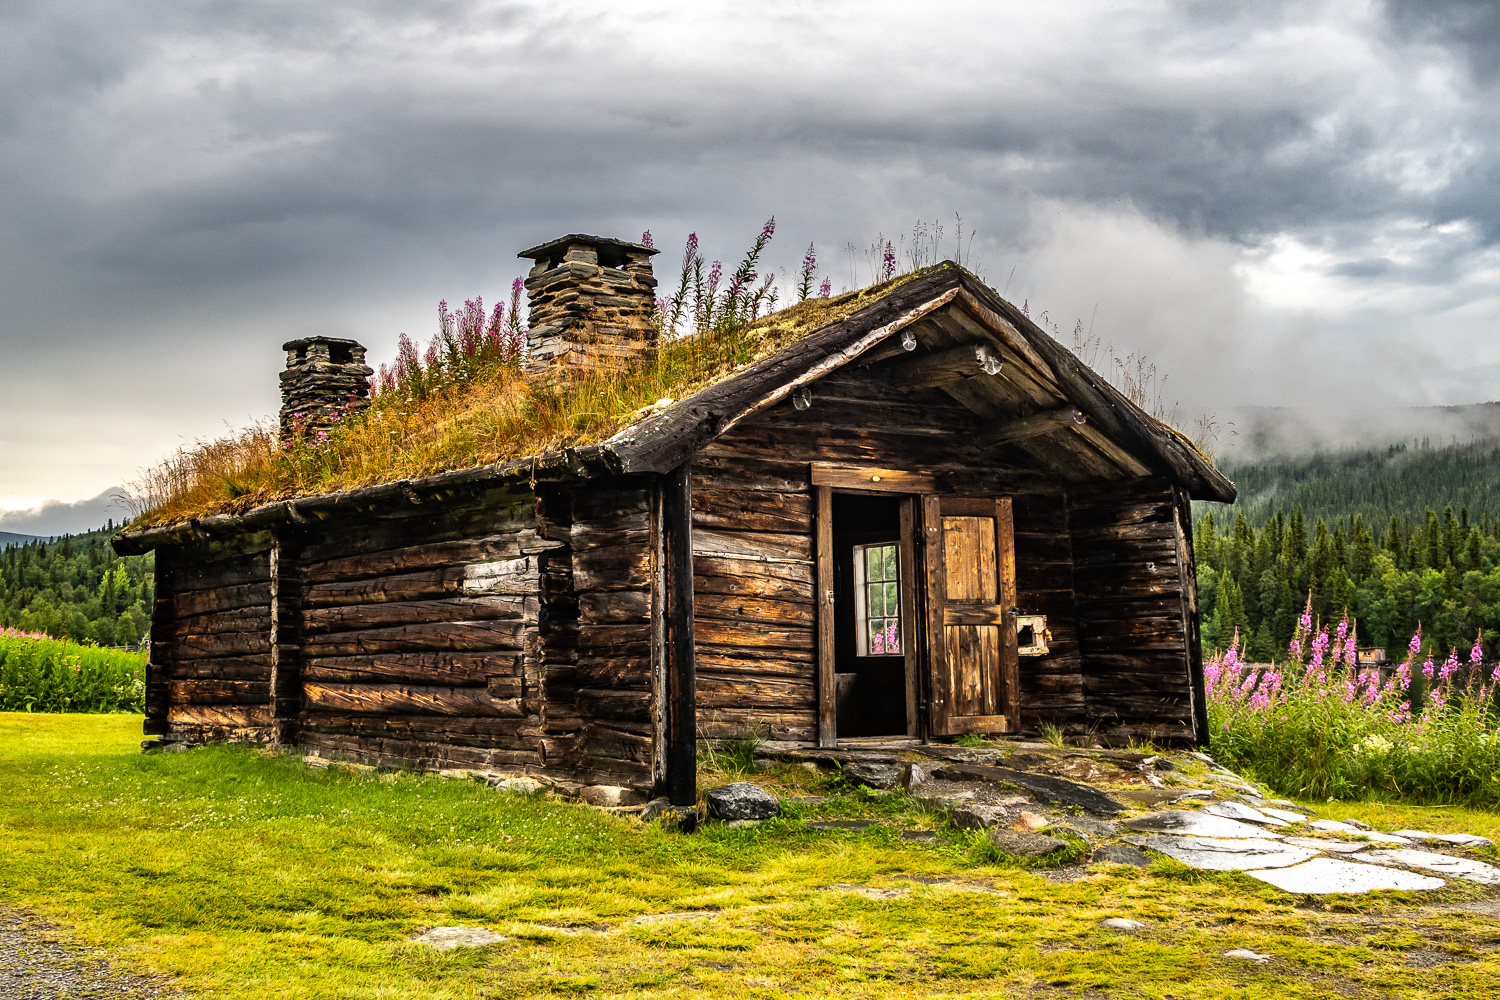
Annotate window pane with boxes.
[868,583,886,617]
[884,581,899,614]
[883,546,898,580]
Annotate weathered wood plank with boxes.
[301,652,520,685]
[302,620,530,655]
[302,595,540,634]
[303,681,523,717]
[303,557,541,607]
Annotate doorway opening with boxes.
[832,493,910,738]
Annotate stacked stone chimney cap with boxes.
[518,234,659,269]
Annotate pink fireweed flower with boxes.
[640,230,654,248]
[1439,650,1459,682]
[818,278,832,298]
[1422,658,1435,680]
[885,621,899,653]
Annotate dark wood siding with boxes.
[1068,476,1197,743]
[154,531,275,740]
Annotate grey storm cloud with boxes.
[4,0,1500,522]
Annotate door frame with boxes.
[812,465,932,748]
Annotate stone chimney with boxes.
[279,336,373,441]
[518,234,660,374]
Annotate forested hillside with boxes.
[1196,438,1500,661]
[0,527,154,646]
[1218,439,1500,529]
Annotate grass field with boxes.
[3,714,1500,998]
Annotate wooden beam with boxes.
[814,485,836,748]
[269,527,303,746]
[890,342,1002,390]
[661,462,697,805]
[810,464,938,494]
[979,407,1086,449]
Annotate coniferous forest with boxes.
[0,526,154,646]
[1195,438,1500,662]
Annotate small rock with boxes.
[987,828,1069,857]
[626,911,718,926]
[1341,818,1372,831]
[901,830,945,844]
[726,819,763,829]
[1188,751,1217,765]
[580,785,646,807]
[1284,836,1369,853]
[1092,844,1151,867]
[800,761,823,774]
[490,776,545,794]
[808,819,875,832]
[706,782,779,821]
[902,762,931,791]
[820,883,911,899]
[639,797,672,821]
[915,786,978,810]
[1063,815,1119,838]
[1224,948,1271,963]
[410,926,507,949]
[1263,798,1300,809]
[1100,917,1145,931]
[1012,811,1051,833]
[784,794,834,807]
[951,803,1015,830]
[645,803,698,832]
[844,762,902,790]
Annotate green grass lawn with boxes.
[3,713,1500,998]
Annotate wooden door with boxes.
[921,496,1019,735]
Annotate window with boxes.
[853,542,902,656]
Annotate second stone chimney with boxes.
[518,234,660,374]
[279,336,372,441]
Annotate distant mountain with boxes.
[0,488,128,538]
[0,531,48,549]
[1216,401,1500,462]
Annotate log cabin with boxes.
[114,234,1236,803]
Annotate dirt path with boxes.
[0,907,181,999]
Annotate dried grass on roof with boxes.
[128,271,930,529]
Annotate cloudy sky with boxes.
[3,0,1499,530]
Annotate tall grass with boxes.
[1206,608,1500,806]
[0,629,146,712]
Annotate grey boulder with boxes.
[1092,844,1151,867]
[987,828,1069,857]
[706,782,779,821]
[844,762,902,790]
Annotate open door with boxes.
[921,496,1019,735]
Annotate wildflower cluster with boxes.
[1207,600,1498,805]
[375,283,527,403]
[657,218,803,337]
[0,632,146,712]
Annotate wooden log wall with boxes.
[153,531,276,742]
[1068,476,1198,743]
[293,486,556,772]
[692,370,1082,742]
[544,479,656,788]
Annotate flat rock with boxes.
[987,828,1069,857]
[1340,818,1372,830]
[1263,798,1300,808]
[1308,820,1410,844]
[1391,830,1494,849]
[580,785,647,807]
[1100,917,1145,931]
[1248,857,1446,894]
[1259,807,1308,824]
[933,763,1125,815]
[1123,835,1317,871]
[725,819,763,829]
[410,926,507,949]
[844,762,902,790]
[901,762,931,791]
[951,803,1015,830]
[706,782,779,821]
[1367,849,1500,885]
[1062,815,1119,838]
[900,830,946,844]
[808,819,875,832]
[1092,844,1151,867]
[1124,810,1283,840]
[1285,837,1368,853]
[490,776,546,794]
[1203,801,1290,827]
[1012,810,1052,833]
[1224,949,1271,963]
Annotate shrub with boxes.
[1207,606,1500,806]
[0,629,146,712]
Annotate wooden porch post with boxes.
[662,462,697,805]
